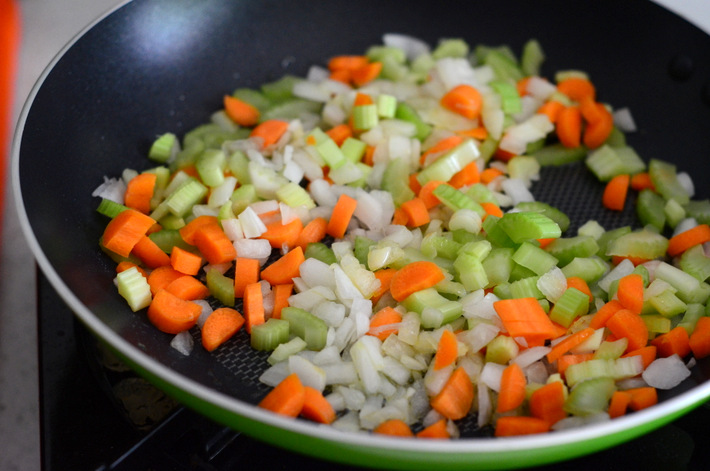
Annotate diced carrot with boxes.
[328,55,369,72]
[496,363,527,413]
[408,173,422,195]
[582,102,614,149]
[233,257,260,298]
[261,217,304,249]
[326,193,358,238]
[147,289,202,334]
[566,276,593,303]
[667,224,710,257]
[201,307,245,352]
[449,161,480,188]
[326,123,353,146]
[260,246,305,286]
[391,207,409,226]
[493,297,559,344]
[193,223,236,265]
[546,327,596,364]
[612,255,652,267]
[689,316,710,359]
[556,106,582,148]
[494,416,550,437]
[170,245,203,275]
[429,367,474,420]
[389,260,446,302]
[363,145,376,166]
[243,281,265,334]
[102,209,157,258]
[258,373,306,418]
[517,77,532,96]
[353,92,374,106]
[626,387,658,411]
[621,345,657,370]
[147,265,184,295]
[557,77,596,102]
[295,217,328,251]
[457,126,488,140]
[650,325,691,358]
[271,283,293,319]
[329,68,351,84]
[440,84,483,120]
[400,197,430,228]
[589,300,624,330]
[164,275,210,300]
[223,95,260,127]
[606,309,648,352]
[608,391,633,418]
[480,202,504,219]
[371,268,397,304]
[124,173,157,214]
[367,306,403,341]
[250,119,289,148]
[351,61,383,87]
[616,273,644,315]
[529,381,567,425]
[418,180,445,209]
[373,419,414,437]
[415,419,450,439]
[433,329,458,371]
[536,100,565,123]
[557,353,595,375]
[178,215,219,245]
[419,136,463,165]
[537,237,556,249]
[131,235,171,269]
[602,174,630,211]
[630,172,655,192]
[300,386,336,424]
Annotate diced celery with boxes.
[605,228,668,261]
[513,241,559,275]
[206,269,235,307]
[641,314,671,335]
[230,184,258,216]
[267,337,307,365]
[466,183,499,205]
[545,235,599,267]
[395,102,432,141]
[316,136,347,169]
[680,244,710,282]
[636,189,666,231]
[116,267,152,312]
[585,145,644,182]
[227,150,252,184]
[376,94,398,119]
[432,38,469,59]
[249,161,289,200]
[531,143,587,167]
[281,307,328,351]
[401,288,462,328]
[482,215,518,248]
[498,211,561,243]
[417,140,480,185]
[516,201,570,233]
[157,214,185,230]
[490,80,522,114]
[366,45,407,64]
[433,184,485,215]
[148,229,192,254]
[353,236,376,267]
[604,127,627,147]
[596,225,631,260]
[485,335,519,365]
[664,198,686,229]
[196,149,226,188]
[492,281,512,299]
[482,247,515,287]
[677,303,705,334]
[352,104,379,131]
[509,275,544,299]
[521,39,545,77]
[251,318,290,351]
[593,338,628,360]
[649,158,690,205]
[260,74,301,102]
[341,137,367,163]
[654,261,710,304]
[381,157,415,206]
[560,257,609,284]
[549,287,589,327]
[276,182,316,209]
[148,133,178,163]
[577,220,605,240]
[421,233,463,260]
[232,87,272,112]
[685,199,710,225]
[97,198,128,218]
[304,242,337,265]
[164,178,208,217]
[479,47,524,82]
[648,290,686,318]
[454,253,488,291]
[260,98,322,122]
[565,377,616,416]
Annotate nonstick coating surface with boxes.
[13,0,710,468]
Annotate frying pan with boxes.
[12,0,710,468]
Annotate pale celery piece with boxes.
[280,307,328,351]
[117,267,152,312]
[251,318,290,351]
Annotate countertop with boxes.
[1,1,709,470]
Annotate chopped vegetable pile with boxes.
[93,34,710,439]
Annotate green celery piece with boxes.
[636,189,666,231]
[353,236,376,267]
[157,214,185,231]
[376,94,398,119]
[492,281,512,300]
[632,264,650,287]
[97,198,129,218]
[482,215,518,248]
[605,228,668,261]
[395,102,432,141]
[564,377,616,416]
[577,220,605,240]
[654,262,710,304]
[508,262,537,282]
[593,338,628,360]
[280,307,328,351]
[148,229,192,254]
[525,137,546,155]
[260,75,301,102]
[664,198,686,229]
[604,127,627,147]
[366,45,406,64]
[482,247,515,287]
[267,337,307,365]
[478,46,524,82]
[433,183,485,216]
[478,136,499,163]
[485,335,519,365]
[497,211,561,243]
[521,39,545,77]
[458,239,492,260]
[316,136,347,169]
[381,157,415,206]
[116,267,152,312]
[685,199,710,225]
[227,150,251,184]
[509,275,544,299]
[512,241,559,275]
[515,201,570,233]
[304,242,337,265]
[545,235,599,267]
[677,303,705,334]
[148,133,178,163]
[432,38,469,59]
[454,253,489,291]
[596,226,631,260]
[352,104,379,131]
[585,145,643,182]
[232,87,272,112]
[490,80,522,114]
[680,244,710,282]
[549,287,589,327]
[230,184,258,216]
[451,229,483,245]
[276,182,316,209]
[249,161,289,200]
[615,146,646,175]
[206,269,235,307]
[421,233,462,260]
[164,178,208,217]
[648,290,687,318]
[649,159,690,205]
[641,314,671,335]
[417,140,480,186]
[196,149,226,188]
[260,98,322,122]
[531,143,587,167]
[341,137,367,163]
[401,288,462,328]
[466,183,499,205]
[560,257,609,285]
[251,318,290,351]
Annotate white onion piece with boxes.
[513,346,551,369]
[676,172,695,198]
[612,107,637,132]
[383,33,430,61]
[477,382,493,427]
[289,355,327,392]
[598,258,635,293]
[643,354,691,389]
[92,176,126,203]
[501,178,535,205]
[221,218,244,241]
[170,331,194,356]
[537,267,567,303]
[193,300,213,328]
[233,238,271,264]
[673,218,699,237]
[479,362,506,392]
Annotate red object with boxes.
[1,0,21,253]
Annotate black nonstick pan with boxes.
[12,0,710,469]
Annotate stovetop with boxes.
[38,271,710,471]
